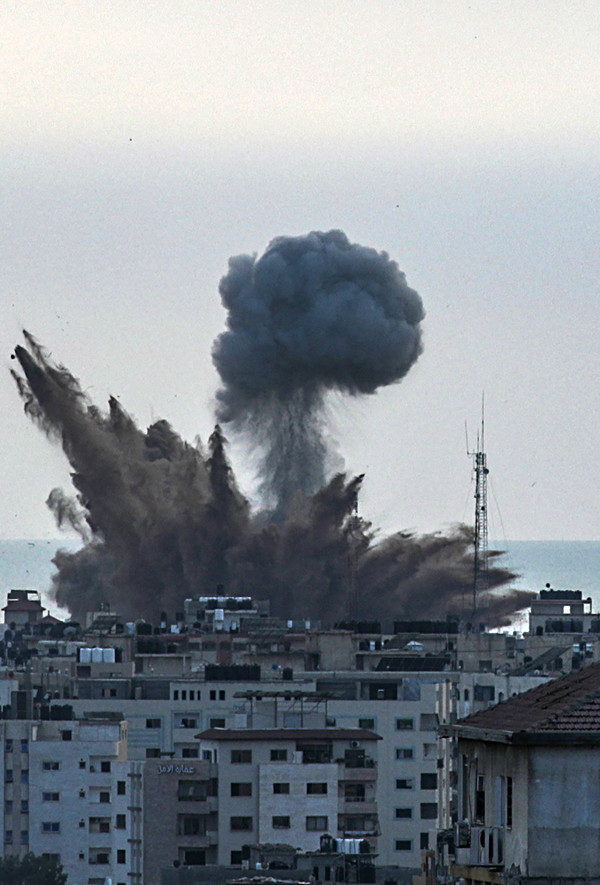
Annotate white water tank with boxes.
[91,647,103,663]
[79,648,91,664]
[102,648,115,663]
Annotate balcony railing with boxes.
[464,826,504,866]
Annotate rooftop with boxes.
[451,661,600,741]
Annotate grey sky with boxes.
[2,1,599,541]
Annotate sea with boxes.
[0,538,599,622]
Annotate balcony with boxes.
[341,798,378,814]
[455,825,504,868]
[340,763,377,782]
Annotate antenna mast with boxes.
[468,398,489,611]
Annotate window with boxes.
[209,690,216,700]
[230,816,253,831]
[474,684,496,703]
[396,778,413,789]
[89,849,110,865]
[231,749,252,764]
[100,761,111,773]
[270,749,287,761]
[115,814,126,829]
[396,718,414,730]
[231,850,242,865]
[20,830,28,845]
[173,690,179,700]
[5,740,12,753]
[359,718,375,729]
[177,781,207,801]
[99,792,110,804]
[176,717,197,729]
[395,748,413,759]
[219,690,225,700]
[42,822,60,833]
[182,747,199,758]
[306,816,328,831]
[4,801,11,814]
[20,770,28,784]
[475,775,485,822]
[146,718,160,729]
[307,783,328,795]
[422,743,437,759]
[272,816,290,829]
[4,831,12,844]
[117,849,126,864]
[42,792,60,802]
[506,776,513,827]
[42,854,60,863]
[117,781,126,795]
[43,761,60,771]
[273,782,290,794]
[21,800,28,814]
[421,773,437,790]
[395,807,413,819]
[395,840,412,851]
[79,760,86,769]
[420,803,438,820]
[178,815,206,836]
[61,730,72,741]
[146,748,160,758]
[183,849,205,866]
[210,718,226,728]
[420,714,437,731]
[420,833,429,850]
[4,770,12,783]
[230,782,252,797]
[181,690,187,700]
[20,740,28,753]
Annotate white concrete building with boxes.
[0,717,142,885]
[195,727,380,866]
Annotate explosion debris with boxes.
[12,233,533,626]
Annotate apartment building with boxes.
[195,727,380,866]
[0,716,142,885]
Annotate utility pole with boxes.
[468,398,489,611]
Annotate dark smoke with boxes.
[12,333,532,626]
[213,230,424,514]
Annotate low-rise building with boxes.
[440,661,600,884]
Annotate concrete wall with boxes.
[257,761,339,850]
[528,745,600,878]
[143,758,216,885]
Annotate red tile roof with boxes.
[454,662,600,738]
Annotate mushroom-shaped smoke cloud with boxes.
[212,230,425,514]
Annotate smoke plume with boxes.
[12,332,532,626]
[213,230,424,514]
